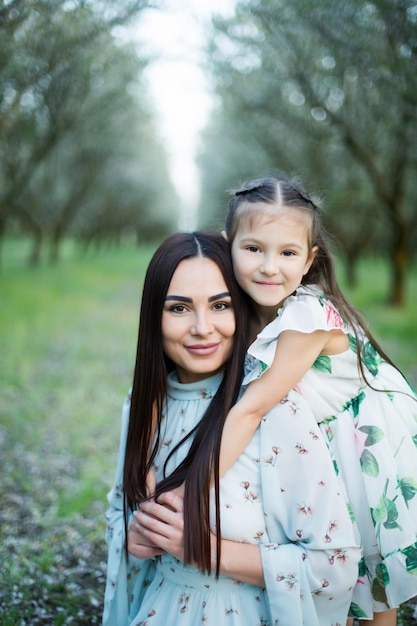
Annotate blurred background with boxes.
[0,0,416,623]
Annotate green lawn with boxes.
[0,239,416,623]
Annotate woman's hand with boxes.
[127,514,165,560]
[132,490,185,562]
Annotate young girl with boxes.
[219,173,417,625]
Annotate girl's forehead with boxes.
[234,202,310,232]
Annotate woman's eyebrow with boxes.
[208,292,230,302]
[165,292,230,303]
[165,295,192,302]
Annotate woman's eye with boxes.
[212,301,231,311]
[169,304,188,313]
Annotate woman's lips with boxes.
[186,343,220,356]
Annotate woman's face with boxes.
[162,256,236,383]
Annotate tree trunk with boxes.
[388,219,409,307]
[49,231,61,265]
[28,230,43,267]
[343,249,359,289]
[0,215,6,274]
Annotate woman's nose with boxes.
[190,312,214,335]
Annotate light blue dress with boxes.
[103,371,360,626]
[244,284,417,618]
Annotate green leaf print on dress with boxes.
[357,423,385,477]
[258,360,269,378]
[343,390,366,418]
[372,480,403,559]
[312,354,332,373]
[360,449,379,477]
[399,477,417,503]
[349,334,382,377]
[371,563,389,603]
[350,602,369,619]
[359,425,385,447]
[401,544,417,575]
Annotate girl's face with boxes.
[230,204,318,317]
[162,257,236,384]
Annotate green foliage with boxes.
[0,0,179,263]
[201,0,417,304]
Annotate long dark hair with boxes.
[123,231,248,574]
[226,171,404,385]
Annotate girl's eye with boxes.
[282,250,296,257]
[245,245,260,253]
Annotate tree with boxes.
[206,0,417,304]
[0,0,178,266]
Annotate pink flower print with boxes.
[324,301,344,329]
[295,442,308,454]
[264,446,280,467]
[313,579,330,596]
[297,502,313,515]
[276,572,299,590]
[179,594,190,614]
[242,481,259,503]
[354,426,368,456]
[329,548,348,564]
[289,402,300,417]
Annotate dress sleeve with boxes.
[102,395,156,626]
[246,286,349,374]
[259,390,361,625]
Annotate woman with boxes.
[102,232,361,626]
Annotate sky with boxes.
[127,0,235,228]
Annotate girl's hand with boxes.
[133,490,185,562]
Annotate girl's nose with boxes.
[260,255,278,275]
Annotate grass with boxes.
[0,238,416,623]
[0,238,156,516]
[338,257,417,390]
[0,238,156,623]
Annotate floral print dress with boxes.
[103,370,360,626]
[243,284,417,618]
